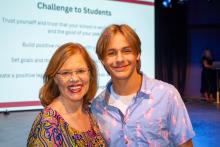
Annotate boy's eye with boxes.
[123,48,132,53]
[107,51,116,56]
[106,49,117,56]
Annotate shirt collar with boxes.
[137,72,152,97]
[104,72,151,104]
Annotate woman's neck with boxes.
[50,96,85,116]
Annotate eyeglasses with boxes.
[57,68,90,79]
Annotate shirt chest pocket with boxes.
[132,114,169,143]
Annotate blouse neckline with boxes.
[44,106,95,134]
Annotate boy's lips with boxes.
[112,65,128,71]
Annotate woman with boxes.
[27,43,106,146]
[201,48,216,102]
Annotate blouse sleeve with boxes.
[27,112,65,147]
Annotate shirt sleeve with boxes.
[168,87,195,146]
[27,114,64,147]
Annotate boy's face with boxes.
[102,32,140,81]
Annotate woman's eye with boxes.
[61,71,71,76]
[77,69,86,74]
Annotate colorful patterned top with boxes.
[27,107,106,147]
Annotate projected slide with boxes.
[0,0,154,111]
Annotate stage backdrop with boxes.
[0,0,154,111]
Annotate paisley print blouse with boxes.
[27,107,106,147]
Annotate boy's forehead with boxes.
[106,37,130,49]
[106,45,131,51]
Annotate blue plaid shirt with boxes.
[91,73,195,147]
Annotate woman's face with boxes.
[54,52,90,103]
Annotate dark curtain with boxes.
[155,1,189,96]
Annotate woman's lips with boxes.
[68,84,82,93]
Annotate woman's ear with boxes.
[137,53,140,61]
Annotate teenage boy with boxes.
[91,24,195,147]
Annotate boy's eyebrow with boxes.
[106,48,115,51]
[122,46,132,49]
[106,45,131,51]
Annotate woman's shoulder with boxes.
[32,108,66,131]
[27,107,65,146]
[202,56,214,61]
[28,107,64,133]
[42,107,64,123]
[30,107,62,126]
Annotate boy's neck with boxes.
[112,72,142,96]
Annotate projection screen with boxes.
[0,0,154,112]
